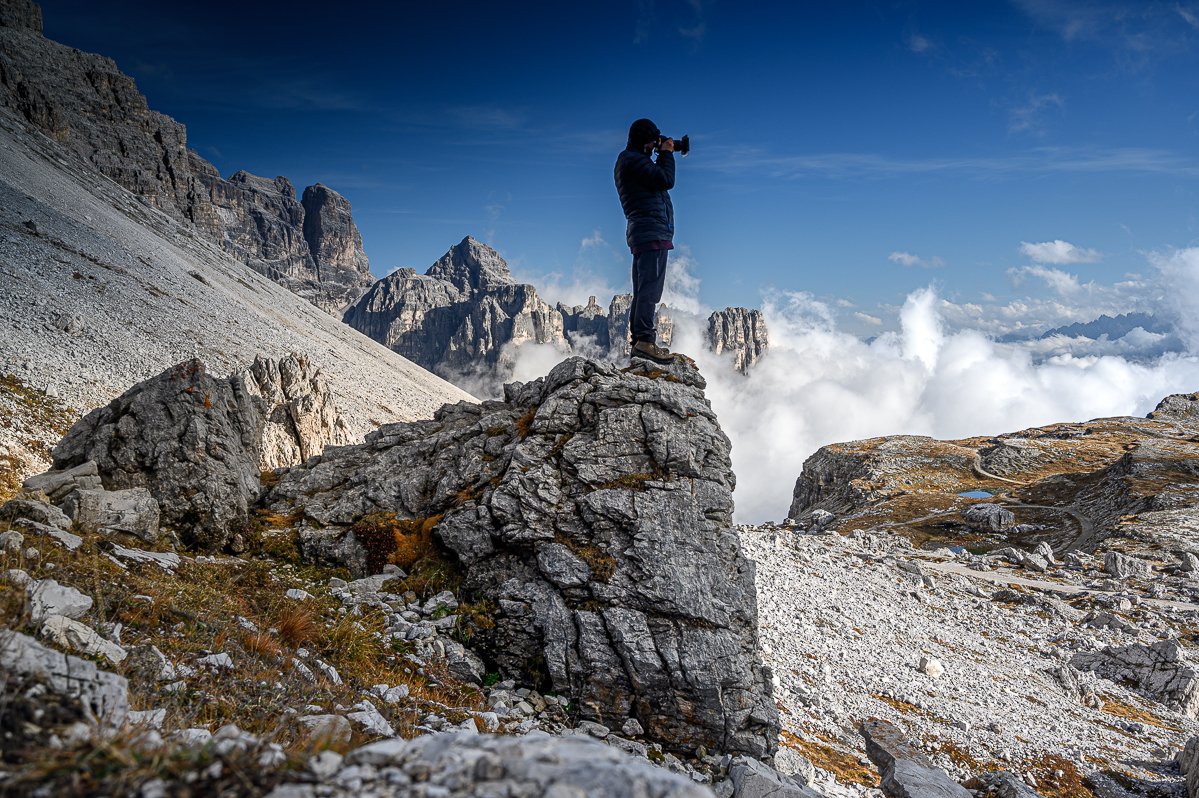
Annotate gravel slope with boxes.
[745,523,1199,792]
[0,110,473,477]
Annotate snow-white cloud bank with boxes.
[500,247,1199,523]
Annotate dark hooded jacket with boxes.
[614,137,675,250]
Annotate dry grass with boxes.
[1097,693,1181,731]
[350,511,443,573]
[782,729,876,787]
[1020,754,1094,798]
[515,406,538,440]
[554,532,617,583]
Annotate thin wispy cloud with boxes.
[889,251,945,269]
[1019,239,1102,264]
[1011,0,1198,60]
[447,105,528,131]
[853,311,884,326]
[1009,92,1064,134]
[907,33,932,53]
[698,144,1199,180]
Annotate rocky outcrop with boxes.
[787,400,1199,557]
[333,733,714,797]
[266,356,780,757]
[234,354,352,470]
[198,168,373,313]
[708,307,768,374]
[344,236,566,375]
[0,1,371,313]
[1071,639,1199,717]
[860,719,971,798]
[45,354,348,550]
[0,629,129,726]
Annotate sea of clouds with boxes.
[497,246,1199,523]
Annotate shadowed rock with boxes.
[266,356,780,757]
[48,354,349,551]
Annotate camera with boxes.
[655,134,690,156]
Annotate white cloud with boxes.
[1019,239,1102,264]
[853,311,883,327]
[580,230,605,249]
[889,251,945,269]
[1009,265,1082,295]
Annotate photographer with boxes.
[614,117,682,364]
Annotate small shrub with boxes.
[350,512,443,573]
[454,598,498,644]
[514,405,538,440]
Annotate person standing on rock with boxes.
[615,118,682,365]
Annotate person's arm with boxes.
[626,150,675,191]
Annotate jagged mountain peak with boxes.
[425,235,514,293]
[0,0,41,32]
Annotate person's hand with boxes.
[659,137,675,153]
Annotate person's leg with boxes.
[630,249,669,344]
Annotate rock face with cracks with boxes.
[48,354,348,550]
[267,356,780,758]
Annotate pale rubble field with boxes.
[744,522,1199,791]
[0,110,472,477]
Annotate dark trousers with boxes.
[630,249,668,344]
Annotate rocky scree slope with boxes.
[0,98,471,490]
[343,236,771,391]
[0,0,373,313]
[265,355,781,758]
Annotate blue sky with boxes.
[41,1,1199,333]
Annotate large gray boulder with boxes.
[0,629,128,725]
[49,354,349,550]
[342,732,714,797]
[267,356,780,757]
[1071,639,1199,717]
[860,718,971,798]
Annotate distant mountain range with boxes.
[998,312,1169,344]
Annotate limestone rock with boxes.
[0,497,70,529]
[61,487,160,542]
[28,578,92,623]
[1071,639,1199,717]
[860,718,971,798]
[233,353,352,470]
[708,307,769,374]
[1103,551,1152,579]
[0,0,41,32]
[12,518,82,550]
[40,615,128,665]
[50,359,263,550]
[344,236,565,378]
[22,459,102,503]
[0,629,128,725]
[342,732,713,797]
[1179,735,1199,798]
[728,756,822,798]
[962,503,1016,532]
[48,355,349,550]
[268,356,779,757]
[1148,393,1199,428]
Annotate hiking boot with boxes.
[630,340,676,364]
